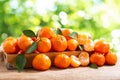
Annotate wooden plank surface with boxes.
[0,54,120,80]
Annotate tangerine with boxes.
[105,51,117,65]
[37,37,51,53]
[70,55,81,68]
[17,34,33,52]
[51,35,67,52]
[3,37,19,54]
[84,39,94,52]
[67,39,78,51]
[77,33,88,45]
[38,27,54,39]
[90,52,105,66]
[54,53,71,68]
[62,29,73,40]
[94,40,110,54]
[78,51,89,66]
[32,54,51,70]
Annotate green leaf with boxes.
[23,30,36,37]
[16,54,27,72]
[78,45,84,51]
[89,63,98,69]
[68,32,78,39]
[26,42,38,54]
[55,28,62,35]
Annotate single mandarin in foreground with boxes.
[94,40,110,54]
[105,51,117,65]
[32,54,51,71]
[54,53,71,69]
[70,55,81,68]
[37,37,51,53]
[17,34,33,52]
[38,27,54,39]
[3,37,19,54]
[90,52,105,66]
[67,39,78,51]
[78,51,90,66]
[51,35,67,52]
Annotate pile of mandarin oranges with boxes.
[2,27,117,71]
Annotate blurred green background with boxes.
[0,0,120,53]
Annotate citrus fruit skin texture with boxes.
[17,34,33,52]
[105,52,117,65]
[38,27,54,39]
[3,37,19,54]
[51,35,67,52]
[32,54,51,71]
[70,55,81,68]
[78,51,89,66]
[84,39,94,52]
[94,40,110,54]
[54,53,71,69]
[62,29,73,40]
[77,33,88,45]
[67,39,78,51]
[37,38,51,53]
[90,52,105,66]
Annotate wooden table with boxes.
[0,54,120,80]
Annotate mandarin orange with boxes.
[105,51,117,65]
[62,29,73,40]
[78,51,90,66]
[67,39,78,51]
[37,37,51,53]
[17,34,33,52]
[32,54,51,70]
[94,40,110,54]
[38,27,54,39]
[54,53,71,68]
[77,33,88,45]
[90,52,105,66]
[84,39,94,52]
[70,55,81,68]
[51,35,67,52]
[3,37,19,54]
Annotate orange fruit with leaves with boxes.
[105,51,117,65]
[90,52,105,66]
[3,37,19,54]
[32,54,51,70]
[94,40,110,54]
[67,39,78,51]
[54,53,71,68]
[70,55,81,68]
[62,28,73,40]
[17,34,33,52]
[78,51,89,66]
[51,35,67,52]
[37,37,51,53]
[38,27,54,39]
